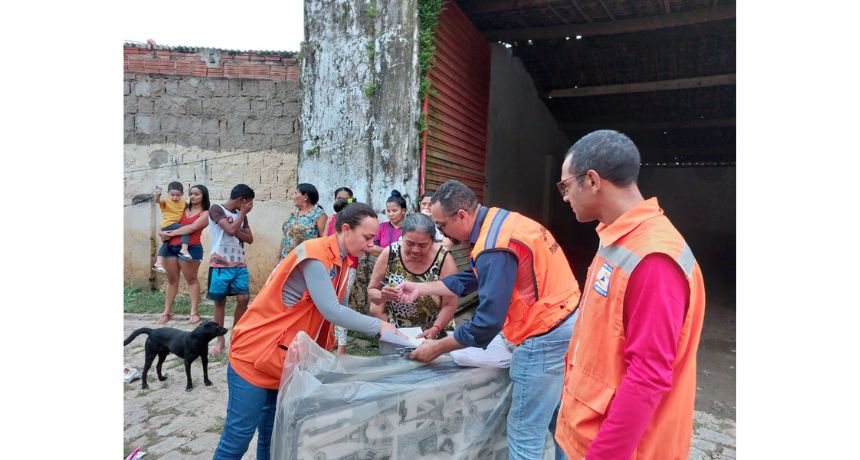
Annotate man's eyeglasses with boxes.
[556,172,588,197]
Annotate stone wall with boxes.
[123,45,303,294]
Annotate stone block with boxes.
[244,118,263,134]
[264,101,283,117]
[178,78,199,97]
[164,79,180,95]
[149,78,165,96]
[170,96,191,116]
[718,448,736,459]
[225,116,245,138]
[239,80,258,97]
[133,79,151,97]
[135,115,158,134]
[692,438,717,452]
[227,97,251,115]
[158,115,179,133]
[696,428,735,447]
[201,118,220,134]
[257,80,275,99]
[205,137,221,151]
[185,100,203,116]
[283,100,301,117]
[124,80,131,96]
[244,134,271,151]
[272,118,292,135]
[210,79,229,96]
[228,79,243,96]
[251,99,267,114]
[195,80,215,98]
[137,97,155,114]
[124,95,137,114]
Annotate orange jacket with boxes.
[470,207,581,345]
[228,234,351,389]
[555,198,706,459]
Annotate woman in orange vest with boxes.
[554,130,706,460]
[213,202,405,460]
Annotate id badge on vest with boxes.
[593,262,613,297]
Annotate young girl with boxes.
[368,189,407,257]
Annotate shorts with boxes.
[159,243,203,261]
[207,266,250,301]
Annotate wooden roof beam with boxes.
[460,0,558,15]
[483,4,735,41]
[558,117,736,132]
[545,73,736,98]
[569,0,592,22]
[598,0,615,20]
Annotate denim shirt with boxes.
[441,206,518,349]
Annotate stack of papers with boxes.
[450,335,513,368]
[379,327,425,348]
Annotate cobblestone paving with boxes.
[123,313,735,459]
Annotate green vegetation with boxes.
[123,285,236,316]
[364,83,377,98]
[417,0,444,136]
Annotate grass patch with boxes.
[345,330,380,356]
[123,285,237,317]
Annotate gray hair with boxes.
[431,180,479,215]
[565,130,640,187]
[400,212,436,238]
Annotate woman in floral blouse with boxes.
[367,213,458,339]
[278,183,327,260]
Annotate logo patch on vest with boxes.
[329,266,338,281]
[593,262,613,297]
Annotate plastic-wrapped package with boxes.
[271,332,516,459]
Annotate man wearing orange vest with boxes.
[398,179,581,460]
[554,130,706,460]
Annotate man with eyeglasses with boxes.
[395,179,581,460]
[553,130,706,460]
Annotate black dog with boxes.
[123,320,228,392]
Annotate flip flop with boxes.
[156,313,173,325]
[177,254,193,262]
[152,266,166,273]
[188,314,202,324]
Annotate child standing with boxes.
[152,181,192,272]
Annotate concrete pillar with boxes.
[300,0,421,213]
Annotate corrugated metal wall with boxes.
[421,0,491,309]
[422,0,491,200]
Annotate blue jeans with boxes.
[508,309,578,460]
[213,363,278,460]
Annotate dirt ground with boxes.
[123,306,736,459]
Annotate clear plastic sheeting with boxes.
[271,332,519,459]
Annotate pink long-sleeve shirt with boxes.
[586,253,690,460]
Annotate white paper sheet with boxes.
[450,334,513,368]
[379,326,425,348]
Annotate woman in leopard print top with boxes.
[367,213,459,339]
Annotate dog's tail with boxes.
[123,328,153,346]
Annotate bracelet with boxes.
[427,325,441,334]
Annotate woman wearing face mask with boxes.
[368,189,407,257]
[213,202,406,460]
[367,213,458,339]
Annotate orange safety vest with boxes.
[228,234,351,389]
[555,198,706,460]
[470,207,581,345]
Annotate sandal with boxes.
[188,314,202,324]
[156,313,173,325]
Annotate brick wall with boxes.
[123,44,303,293]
